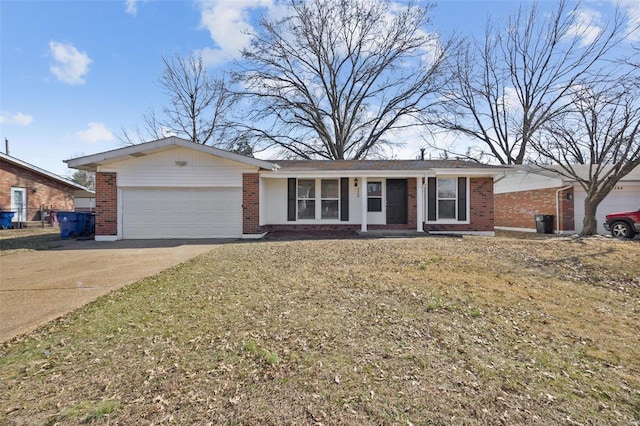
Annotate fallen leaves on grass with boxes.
[0,235,638,425]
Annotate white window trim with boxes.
[425,176,471,224]
[295,178,342,223]
[367,181,383,213]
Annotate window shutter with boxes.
[340,177,349,221]
[287,178,296,221]
[457,177,467,221]
[427,177,436,221]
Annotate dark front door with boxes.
[386,179,407,225]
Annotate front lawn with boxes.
[0,226,61,256]
[1,236,638,424]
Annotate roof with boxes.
[63,136,510,176]
[514,164,640,182]
[272,159,506,171]
[1,152,92,191]
[65,136,279,171]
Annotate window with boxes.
[367,181,382,212]
[295,179,341,220]
[427,177,467,222]
[321,179,339,219]
[437,178,456,219]
[297,179,315,219]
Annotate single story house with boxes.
[495,165,640,235]
[65,137,509,241]
[74,189,96,212]
[1,152,91,224]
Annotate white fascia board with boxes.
[260,170,426,179]
[428,168,511,177]
[65,136,277,171]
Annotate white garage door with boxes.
[574,186,640,235]
[122,188,242,239]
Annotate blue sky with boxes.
[1,0,638,177]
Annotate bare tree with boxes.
[160,53,237,145]
[433,0,629,164]
[70,169,95,190]
[119,108,165,145]
[120,52,238,147]
[532,77,640,235]
[235,0,453,160]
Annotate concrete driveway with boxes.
[0,238,231,342]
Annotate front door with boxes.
[11,187,27,222]
[386,179,407,224]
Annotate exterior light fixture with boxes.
[354,178,358,187]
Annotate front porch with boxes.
[256,174,424,234]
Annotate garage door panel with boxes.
[574,186,640,235]
[122,188,242,239]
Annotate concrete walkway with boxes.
[0,238,230,342]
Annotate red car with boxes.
[604,209,640,239]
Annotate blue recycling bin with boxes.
[0,211,15,229]
[57,211,83,238]
[76,212,95,235]
[87,213,96,235]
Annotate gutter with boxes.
[555,185,573,234]
[493,171,509,184]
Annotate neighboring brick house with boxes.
[65,137,508,241]
[495,165,640,235]
[0,152,91,224]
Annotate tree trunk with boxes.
[581,197,600,236]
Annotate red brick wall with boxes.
[262,224,361,232]
[495,186,574,231]
[560,187,574,231]
[424,177,494,232]
[0,159,74,220]
[95,172,117,236]
[243,173,260,234]
[407,177,417,229]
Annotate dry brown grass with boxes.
[0,235,638,425]
[0,226,61,256]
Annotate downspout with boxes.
[493,171,508,184]
[555,185,573,235]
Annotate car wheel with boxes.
[610,221,635,239]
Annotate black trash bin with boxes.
[534,214,554,234]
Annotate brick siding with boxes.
[424,177,494,232]
[0,159,74,220]
[406,177,417,229]
[495,186,574,231]
[242,173,260,234]
[262,224,361,232]
[95,172,117,236]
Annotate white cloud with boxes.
[616,0,640,41]
[125,0,138,15]
[76,122,114,144]
[566,8,604,45]
[0,112,34,126]
[195,0,276,66]
[125,0,148,16]
[49,41,93,85]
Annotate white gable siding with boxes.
[495,172,562,194]
[99,146,257,187]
